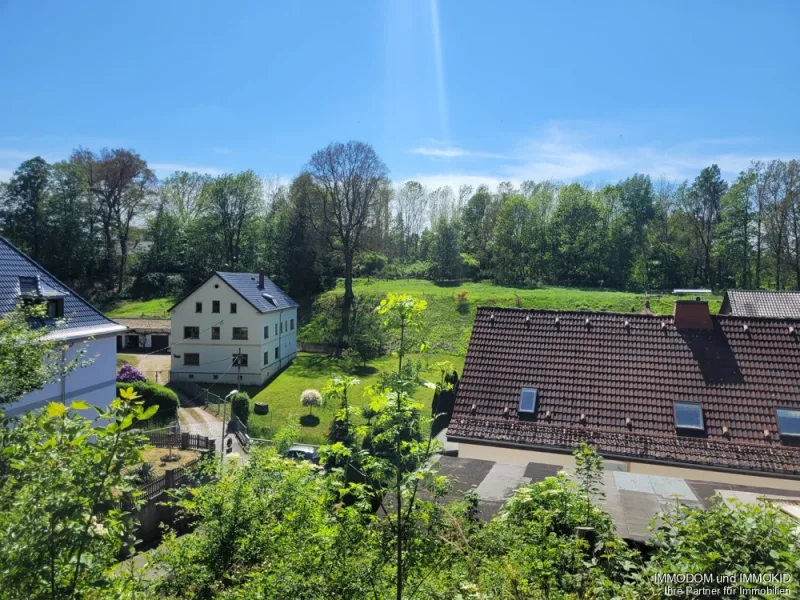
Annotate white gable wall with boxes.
[5,335,118,417]
[170,274,297,386]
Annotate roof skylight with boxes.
[776,408,800,437]
[674,401,704,430]
[519,387,537,414]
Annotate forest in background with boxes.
[1,143,798,314]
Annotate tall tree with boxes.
[428,216,461,280]
[0,157,50,262]
[715,171,755,288]
[681,165,728,286]
[750,161,770,288]
[46,160,92,284]
[786,161,800,290]
[763,160,791,289]
[549,183,605,286]
[394,181,426,260]
[460,185,498,271]
[204,170,262,270]
[617,173,655,286]
[306,141,389,345]
[160,171,210,225]
[72,148,156,293]
[491,195,536,284]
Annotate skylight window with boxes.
[519,387,537,414]
[674,401,704,430]
[776,408,800,437]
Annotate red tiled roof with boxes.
[449,307,800,476]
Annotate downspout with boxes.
[60,346,67,403]
[278,308,287,368]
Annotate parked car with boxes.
[283,444,319,464]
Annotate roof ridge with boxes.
[0,234,115,327]
[475,306,671,319]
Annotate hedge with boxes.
[231,391,251,425]
[116,380,179,419]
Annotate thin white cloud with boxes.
[150,163,224,177]
[410,146,508,159]
[410,122,792,187]
[0,168,13,182]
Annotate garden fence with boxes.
[134,454,204,503]
[230,413,250,448]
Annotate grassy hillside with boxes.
[103,297,174,318]
[311,279,722,356]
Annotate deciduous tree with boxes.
[306,141,389,346]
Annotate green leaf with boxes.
[70,400,91,410]
[137,404,159,421]
[47,402,66,418]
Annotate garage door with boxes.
[151,335,169,352]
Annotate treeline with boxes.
[1,143,798,307]
[382,161,800,292]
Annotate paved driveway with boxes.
[176,391,246,461]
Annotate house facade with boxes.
[169,271,297,386]
[449,301,800,492]
[114,318,170,352]
[0,236,126,417]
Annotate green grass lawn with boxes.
[205,352,465,446]
[314,279,722,356]
[104,297,175,318]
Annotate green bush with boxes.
[116,381,179,419]
[231,391,250,425]
[354,251,388,276]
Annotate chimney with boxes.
[258,270,265,289]
[673,300,712,330]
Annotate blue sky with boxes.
[1,0,798,189]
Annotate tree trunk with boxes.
[117,234,128,294]
[340,248,354,347]
[756,217,763,288]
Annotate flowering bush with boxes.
[117,363,146,383]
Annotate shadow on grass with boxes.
[299,414,321,427]
[352,365,378,377]
[292,354,341,378]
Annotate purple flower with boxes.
[117,363,146,383]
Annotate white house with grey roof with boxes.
[0,235,126,417]
[169,271,298,386]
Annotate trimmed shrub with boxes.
[230,391,250,426]
[116,381,179,418]
[117,363,146,383]
[300,389,323,415]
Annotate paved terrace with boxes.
[429,455,800,542]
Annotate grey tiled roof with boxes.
[0,236,124,338]
[170,272,297,314]
[722,290,800,318]
[216,272,297,312]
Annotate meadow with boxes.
[105,279,720,443]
